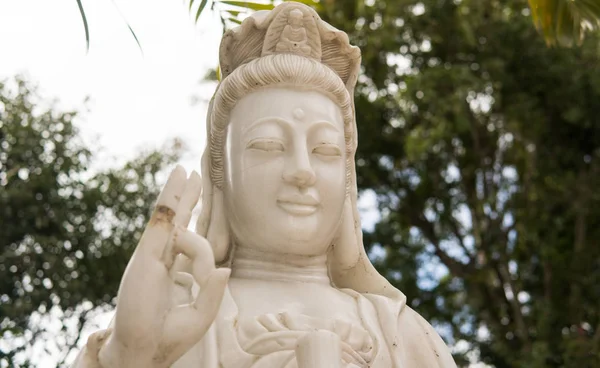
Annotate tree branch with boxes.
[448,214,475,263]
[495,261,530,349]
[413,214,472,277]
[592,322,600,354]
[57,307,92,367]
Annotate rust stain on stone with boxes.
[151,205,176,225]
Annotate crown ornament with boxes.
[273,8,314,57]
[218,2,361,95]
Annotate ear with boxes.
[331,197,360,270]
[196,143,230,264]
[207,187,230,263]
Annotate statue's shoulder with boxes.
[393,306,457,368]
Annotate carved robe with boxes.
[73,285,456,368]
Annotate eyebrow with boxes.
[307,120,341,134]
[242,117,341,135]
[242,117,290,135]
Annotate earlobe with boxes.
[207,187,230,264]
[196,147,214,237]
[196,146,231,264]
[331,197,360,270]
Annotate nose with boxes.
[283,148,316,188]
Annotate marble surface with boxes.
[72,2,457,367]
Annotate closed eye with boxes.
[313,144,342,157]
[247,138,285,152]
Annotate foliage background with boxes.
[2,0,600,367]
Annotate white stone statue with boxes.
[72,2,457,367]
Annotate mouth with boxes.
[276,195,320,216]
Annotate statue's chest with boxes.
[228,278,360,322]
[217,279,380,368]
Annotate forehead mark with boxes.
[292,108,305,121]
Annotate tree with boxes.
[188,0,600,47]
[315,0,600,366]
[196,0,600,365]
[0,76,182,367]
[70,0,600,51]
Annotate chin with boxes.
[274,213,338,246]
[280,228,335,254]
[289,231,317,244]
[279,241,331,257]
[279,216,319,237]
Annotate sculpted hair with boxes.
[209,53,355,190]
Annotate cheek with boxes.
[314,160,346,206]
[228,149,283,187]
[226,157,285,234]
[231,154,285,210]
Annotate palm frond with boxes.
[75,0,90,51]
[74,0,144,53]
[196,0,210,22]
[188,1,323,31]
[219,0,275,11]
[110,0,143,54]
[528,0,600,46]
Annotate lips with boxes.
[277,194,320,216]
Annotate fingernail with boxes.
[174,164,186,174]
[190,170,201,180]
[221,268,232,279]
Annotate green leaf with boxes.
[225,10,242,17]
[218,0,275,11]
[576,0,600,26]
[528,0,600,47]
[288,0,323,11]
[124,22,143,53]
[196,0,210,22]
[203,68,220,81]
[110,0,143,54]
[227,16,243,24]
[554,0,575,46]
[75,0,90,52]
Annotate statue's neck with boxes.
[231,246,331,285]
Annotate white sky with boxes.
[1,0,223,366]
[1,0,223,173]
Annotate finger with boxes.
[153,165,187,224]
[169,228,215,285]
[157,269,230,367]
[194,268,230,311]
[163,172,202,266]
[171,272,194,306]
[162,227,179,269]
[173,271,194,288]
[173,170,202,228]
[168,253,191,279]
[134,166,186,260]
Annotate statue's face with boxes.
[224,87,347,256]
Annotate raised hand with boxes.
[98,166,230,368]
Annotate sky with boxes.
[1,0,222,365]
[1,1,384,366]
[1,0,222,173]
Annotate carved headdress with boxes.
[218,3,361,97]
[196,1,404,302]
